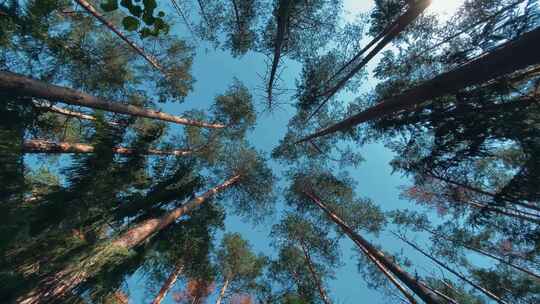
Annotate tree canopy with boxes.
[1,0,539,303]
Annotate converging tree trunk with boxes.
[395,234,509,304]
[306,0,432,121]
[112,174,241,249]
[426,173,540,213]
[463,199,540,225]
[0,71,226,128]
[422,227,540,281]
[151,265,184,304]
[17,175,241,304]
[267,0,290,106]
[298,239,333,304]
[303,190,442,304]
[74,0,164,72]
[23,139,193,156]
[297,27,540,143]
[215,277,230,304]
[419,282,457,304]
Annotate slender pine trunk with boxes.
[267,0,289,106]
[17,175,241,304]
[231,0,242,32]
[299,240,333,304]
[306,0,432,121]
[0,71,226,128]
[23,139,193,156]
[32,99,121,126]
[427,173,540,212]
[196,0,212,30]
[463,199,540,225]
[215,277,230,304]
[151,265,184,304]
[419,282,458,304]
[74,0,164,72]
[423,227,540,280]
[296,27,540,144]
[395,233,509,304]
[303,190,441,304]
[112,174,241,249]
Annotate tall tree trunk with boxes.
[395,234,509,304]
[303,190,442,304]
[407,1,522,66]
[426,173,540,212]
[296,27,540,144]
[306,0,432,121]
[151,265,184,304]
[298,239,333,304]
[267,0,289,106]
[419,282,457,304]
[422,227,540,281]
[112,174,241,249]
[215,277,230,304]
[33,99,121,126]
[17,175,241,304]
[113,290,129,304]
[74,0,164,72]
[231,0,242,33]
[170,0,197,38]
[463,199,540,225]
[0,71,226,129]
[23,139,193,156]
[196,0,212,30]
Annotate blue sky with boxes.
[124,1,477,303]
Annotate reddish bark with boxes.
[215,277,230,304]
[0,71,226,128]
[303,190,441,303]
[298,240,333,304]
[151,265,184,304]
[307,0,432,121]
[23,139,193,156]
[17,175,241,304]
[297,27,540,143]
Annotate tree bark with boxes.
[306,0,432,121]
[395,234,509,304]
[32,99,121,126]
[267,0,290,106]
[112,174,241,249]
[231,0,242,33]
[23,139,193,156]
[303,190,441,304]
[298,240,333,304]
[74,0,164,72]
[151,265,184,304]
[419,282,457,304]
[215,277,230,304]
[17,175,241,304]
[296,27,540,144]
[0,71,226,129]
[462,199,540,225]
[196,0,212,31]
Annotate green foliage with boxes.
[287,168,386,234]
[213,79,257,138]
[2,1,539,303]
[216,233,267,296]
[100,0,169,38]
